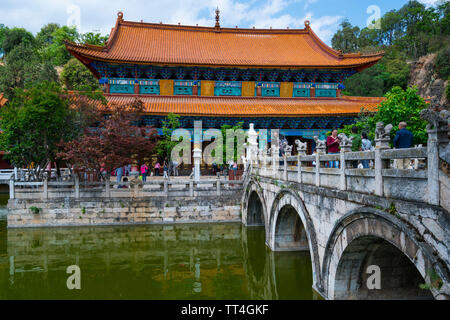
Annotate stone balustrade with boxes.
[9,177,243,200]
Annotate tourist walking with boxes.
[326,129,340,168]
[116,166,123,183]
[350,126,362,168]
[393,122,413,169]
[172,160,179,176]
[163,160,169,179]
[140,163,149,182]
[232,161,238,179]
[154,161,161,176]
[360,132,372,169]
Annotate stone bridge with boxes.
[240,115,450,300]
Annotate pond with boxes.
[0,195,315,300]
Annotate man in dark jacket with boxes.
[393,122,413,169]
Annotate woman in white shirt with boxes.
[361,132,372,169]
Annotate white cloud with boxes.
[418,0,441,5]
[0,0,341,44]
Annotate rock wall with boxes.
[7,194,242,228]
[409,53,448,105]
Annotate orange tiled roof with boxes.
[0,93,7,107]
[66,13,384,70]
[101,95,384,117]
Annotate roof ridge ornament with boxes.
[304,20,310,29]
[215,7,220,29]
[117,11,124,22]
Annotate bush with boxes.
[435,46,450,79]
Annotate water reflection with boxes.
[0,220,313,299]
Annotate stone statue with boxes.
[375,122,393,140]
[337,133,354,148]
[420,108,450,131]
[284,144,293,157]
[295,139,307,153]
[313,136,326,149]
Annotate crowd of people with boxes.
[321,122,414,169]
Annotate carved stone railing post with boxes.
[74,175,80,199]
[189,177,194,197]
[105,179,110,198]
[297,154,302,183]
[216,176,221,196]
[374,122,392,196]
[9,179,15,199]
[283,155,287,181]
[339,151,346,191]
[295,140,307,184]
[43,177,48,199]
[420,108,449,206]
[193,147,202,182]
[315,152,321,187]
[164,177,168,197]
[247,123,259,168]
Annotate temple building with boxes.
[65,11,384,153]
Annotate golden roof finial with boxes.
[215,7,220,28]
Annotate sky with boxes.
[0,0,444,45]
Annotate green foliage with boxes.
[333,1,449,96]
[81,32,109,45]
[1,27,35,56]
[81,207,86,214]
[0,24,7,57]
[61,58,100,91]
[220,122,244,163]
[341,86,428,145]
[35,23,60,48]
[435,45,450,79]
[0,82,77,179]
[30,206,41,215]
[446,82,450,101]
[156,113,181,160]
[0,43,58,100]
[419,269,443,290]
[41,26,79,66]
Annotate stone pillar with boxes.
[216,177,221,196]
[315,152,321,187]
[374,136,390,197]
[164,178,168,197]
[189,178,194,197]
[297,154,302,183]
[105,179,110,198]
[193,147,202,182]
[247,123,258,167]
[9,179,14,199]
[339,151,346,190]
[43,177,48,199]
[74,175,80,199]
[426,128,444,206]
[14,167,18,180]
[283,156,287,181]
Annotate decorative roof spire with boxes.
[215,7,220,28]
[117,11,124,22]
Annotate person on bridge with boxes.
[393,122,414,169]
[360,132,372,168]
[350,126,362,168]
[326,129,340,168]
[116,166,123,183]
[141,163,149,182]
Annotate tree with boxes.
[42,26,79,66]
[35,23,60,48]
[340,86,428,146]
[331,20,360,53]
[0,82,77,180]
[58,99,158,180]
[0,24,7,57]
[1,27,35,56]
[61,58,100,91]
[81,32,109,45]
[156,113,181,160]
[0,43,58,100]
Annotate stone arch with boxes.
[242,179,268,230]
[321,207,447,300]
[268,189,321,292]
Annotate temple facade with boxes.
[65,11,384,153]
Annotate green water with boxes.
[0,196,314,300]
